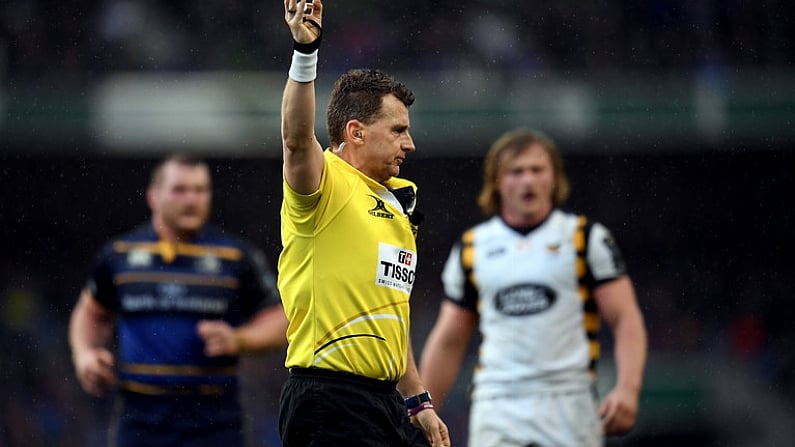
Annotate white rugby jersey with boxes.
[441,209,627,399]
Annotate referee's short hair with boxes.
[326,69,415,148]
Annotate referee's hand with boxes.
[414,409,451,447]
[284,0,323,43]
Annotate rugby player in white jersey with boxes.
[420,128,647,447]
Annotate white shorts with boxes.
[468,389,603,447]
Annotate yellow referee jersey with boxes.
[278,150,419,381]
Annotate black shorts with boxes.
[279,368,430,447]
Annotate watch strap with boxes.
[404,390,432,409]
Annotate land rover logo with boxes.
[494,283,556,316]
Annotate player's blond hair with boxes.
[477,129,570,216]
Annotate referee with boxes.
[277,0,450,446]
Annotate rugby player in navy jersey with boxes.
[69,154,287,447]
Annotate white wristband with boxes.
[288,49,318,83]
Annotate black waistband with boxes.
[289,367,398,393]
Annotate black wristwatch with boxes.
[404,390,432,409]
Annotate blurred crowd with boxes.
[2,0,794,79]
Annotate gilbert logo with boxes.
[368,195,394,219]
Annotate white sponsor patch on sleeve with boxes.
[375,242,417,295]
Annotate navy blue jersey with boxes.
[87,223,280,394]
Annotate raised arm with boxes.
[282,0,325,195]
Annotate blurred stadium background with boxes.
[2,1,794,446]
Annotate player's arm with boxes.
[68,288,117,397]
[399,339,451,447]
[419,300,478,410]
[198,305,289,356]
[199,246,288,355]
[594,275,647,435]
[236,305,289,351]
[282,0,325,195]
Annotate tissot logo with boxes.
[376,242,417,295]
[368,195,395,219]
